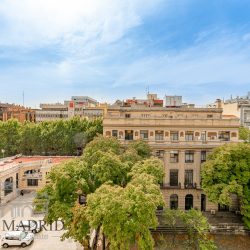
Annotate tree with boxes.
[35,137,164,249]
[159,209,216,250]
[0,117,103,158]
[0,119,21,156]
[201,143,250,228]
[86,174,163,250]
[239,127,250,142]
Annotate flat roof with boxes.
[0,155,75,170]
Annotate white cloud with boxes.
[0,0,163,48]
[113,33,250,87]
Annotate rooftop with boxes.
[0,155,74,171]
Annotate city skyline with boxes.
[1,0,250,107]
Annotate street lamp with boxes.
[77,189,87,205]
[1,149,5,158]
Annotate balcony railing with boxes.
[184,183,197,189]
[160,182,181,189]
[23,173,42,179]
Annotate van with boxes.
[16,220,42,233]
[1,231,34,248]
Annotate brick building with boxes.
[0,103,35,122]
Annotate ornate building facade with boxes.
[103,97,240,212]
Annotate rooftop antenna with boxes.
[22,91,25,106]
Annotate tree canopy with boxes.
[0,117,102,157]
[159,209,216,250]
[35,136,164,249]
[239,127,250,142]
[201,143,250,228]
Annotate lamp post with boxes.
[77,189,87,206]
[76,190,89,249]
[1,149,5,158]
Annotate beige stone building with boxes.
[103,97,240,212]
[0,155,73,204]
[208,92,250,128]
[36,96,107,122]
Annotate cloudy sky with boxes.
[0,0,250,107]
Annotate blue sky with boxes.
[0,0,250,107]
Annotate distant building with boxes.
[35,103,68,122]
[36,96,106,122]
[0,103,35,123]
[121,93,164,107]
[209,92,250,128]
[165,96,182,107]
[0,155,74,204]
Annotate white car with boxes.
[1,231,34,248]
[16,220,42,233]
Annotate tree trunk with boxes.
[102,233,106,250]
[92,226,100,250]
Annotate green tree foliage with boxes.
[160,209,217,250]
[0,119,21,156]
[35,136,164,250]
[201,143,250,228]
[239,127,250,142]
[0,117,102,157]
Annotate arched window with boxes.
[170,194,178,209]
[4,177,13,196]
[185,194,193,210]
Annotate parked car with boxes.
[16,220,42,233]
[1,231,34,248]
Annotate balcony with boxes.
[22,173,42,179]
[160,182,181,189]
[184,183,197,189]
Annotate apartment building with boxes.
[208,92,250,128]
[36,103,68,122]
[124,93,164,107]
[36,96,106,122]
[103,95,240,212]
[0,155,73,204]
[0,103,36,122]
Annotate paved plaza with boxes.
[0,192,82,250]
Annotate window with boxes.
[170,170,178,186]
[125,113,131,118]
[201,151,206,163]
[185,131,194,141]
[112,130,118,138]
[27,179,38,186]
[170,194,178,209]
[218,131,230,141]
[125,130,133,140]
[185,170,193,186]
[140,130,148,140]
[207,114,213,118]
[141,114,150,118]
[170,151,179,163]
[185,151,194,163]
[201,131,206,141]
[16,173,19,188]
[185,194,193,210]
[155,150,164,158]
[170,131,179,141]
[155,130,164,141]
[4,177,13,196]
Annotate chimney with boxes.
[215,99,222,109]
